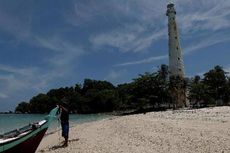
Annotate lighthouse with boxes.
[166,3,184,77]
[166,3,186,108]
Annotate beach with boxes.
[37,106,230,153]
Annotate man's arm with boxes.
[58,104,68,112]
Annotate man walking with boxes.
[58,103,69,147]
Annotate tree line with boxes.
[15,65,230,114]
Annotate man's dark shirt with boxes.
[60,108,69,124]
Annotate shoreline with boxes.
[37,106,230,153]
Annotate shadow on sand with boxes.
[48,138,80,151]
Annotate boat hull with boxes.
[2,128,47,153]
[0,107,58,153]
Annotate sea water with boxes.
[0,114,110,134]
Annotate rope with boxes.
[56,114,62,144]
[58,118,61,144]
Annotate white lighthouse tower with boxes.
[166,3,184,77]
[166,3,186,108]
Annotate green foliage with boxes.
[203,66,227,102]
[117,83,135,109]
[128,65,170,110]
[15,64,230,114]
[189,65,230,107]
[15,102,30,113]
[82,79,115,93]
[29,94,55,113]
[188,76,209,107]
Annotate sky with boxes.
[0,0,230,111]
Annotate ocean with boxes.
[0,113,111,134]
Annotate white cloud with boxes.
[0,65,38,103]
[0,61,74,102]
[225,67,230,72]
[0,64,37,76]
[0,93,8,99]
[224,67,230,77]
[68,0,167,52]
[90,27,166,53]
[177,0,230,33]
[66,1,107,26]
[104,69,128,84]
[115,30,230,67]
[35,36,85,68]
[0,5,87,96]
[0,64,44,91]
[115,55,167,67]
[109,0,230,66]
[185,33,230,55]
[90,30,137,52]
[0,2,33,42]
[0,63,77,109]
[35,36,83,54]
[88,0,230,54]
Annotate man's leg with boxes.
[63,123,69,147]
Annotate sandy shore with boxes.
[37,106,230,153]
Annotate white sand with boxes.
[37,106,230,153]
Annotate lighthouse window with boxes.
[179,68,182,71]
[174,25,177,31]
[176,46,179,50]
[175,36,177,39]
[178,57,180,60]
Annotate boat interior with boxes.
[0,120,47,144]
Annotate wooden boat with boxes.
[0,107,58,153]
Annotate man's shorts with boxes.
[61,122,69,138]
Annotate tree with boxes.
[188,75,209,107]
[132,72,158,108]
[29,94,54,113]
[203,65,228,105]
[169,75,187,108]
[15,102,30,113]
[132,65,170,109]
[82,79,115,94]
[157,64,169,81]
[156,65,170,107]
[75,83,82,93]
[15,64,230,114]
[117,83,135,109]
